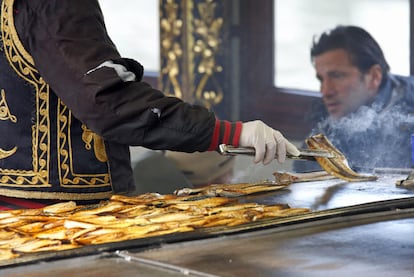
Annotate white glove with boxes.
[239,120,300,165]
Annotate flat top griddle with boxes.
[1,173,414,276]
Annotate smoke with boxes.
[231,163,264,183]
[229,158,287,183]
[327,106,377,134]
[320,103,414,170]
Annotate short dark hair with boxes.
[311,25,390,88]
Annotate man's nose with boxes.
[320,79,335,96]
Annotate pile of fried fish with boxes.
[0,184,310,261]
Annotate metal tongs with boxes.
[218,144,335,161]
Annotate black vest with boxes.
[0,0,133,200]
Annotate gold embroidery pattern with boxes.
[0,89,16,122]
[1,0,110,189]
[1,0,49,186]
[58,100,109,187]
[0,88,17,160]
[81,124,108,163]
[0,146,16,159]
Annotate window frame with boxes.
[235,0,414,140]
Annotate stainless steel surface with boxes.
[3,205,414,277]
[123,211,414,277]
[247,174,413,210]
[218,144,335,160]
[2,173,414,276]
[1,253,191,277]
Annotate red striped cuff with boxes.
[0,196,54,210]
[208,120,243,150]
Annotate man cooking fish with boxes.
[0,0,300,208]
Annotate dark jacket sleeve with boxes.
[13,0,241,152]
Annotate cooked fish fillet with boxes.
[110,193,177,205]
[12,222,49,234]
[71,201,125,216]
[261,207,310,218]
[34,226,70,240]
[166,196,234,208]
[0,249,19,260]
[64,220,98,229]
[273,171,335,184]
[0,230,17,240]
[43,201,77,214]
[147,212,199,224]
[13,239,62,253]
[29,243,79,253]
[0,236,31,248]
[143,226,194,237]
[175,183,287,197]
[0,211,14,219]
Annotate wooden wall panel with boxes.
[236,0,319,140]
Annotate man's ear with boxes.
[366,64,383,91]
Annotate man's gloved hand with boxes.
[239,120,300,165]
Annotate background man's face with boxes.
[313,49,378,119]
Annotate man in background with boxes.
[294,25,414,173]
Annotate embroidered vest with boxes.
[0,0,132,200]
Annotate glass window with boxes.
[274,0,409,92]
[99,0,160,73]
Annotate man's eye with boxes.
[330,72,346,79]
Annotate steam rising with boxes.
[231,163,264,183]
[318,103,414,171]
